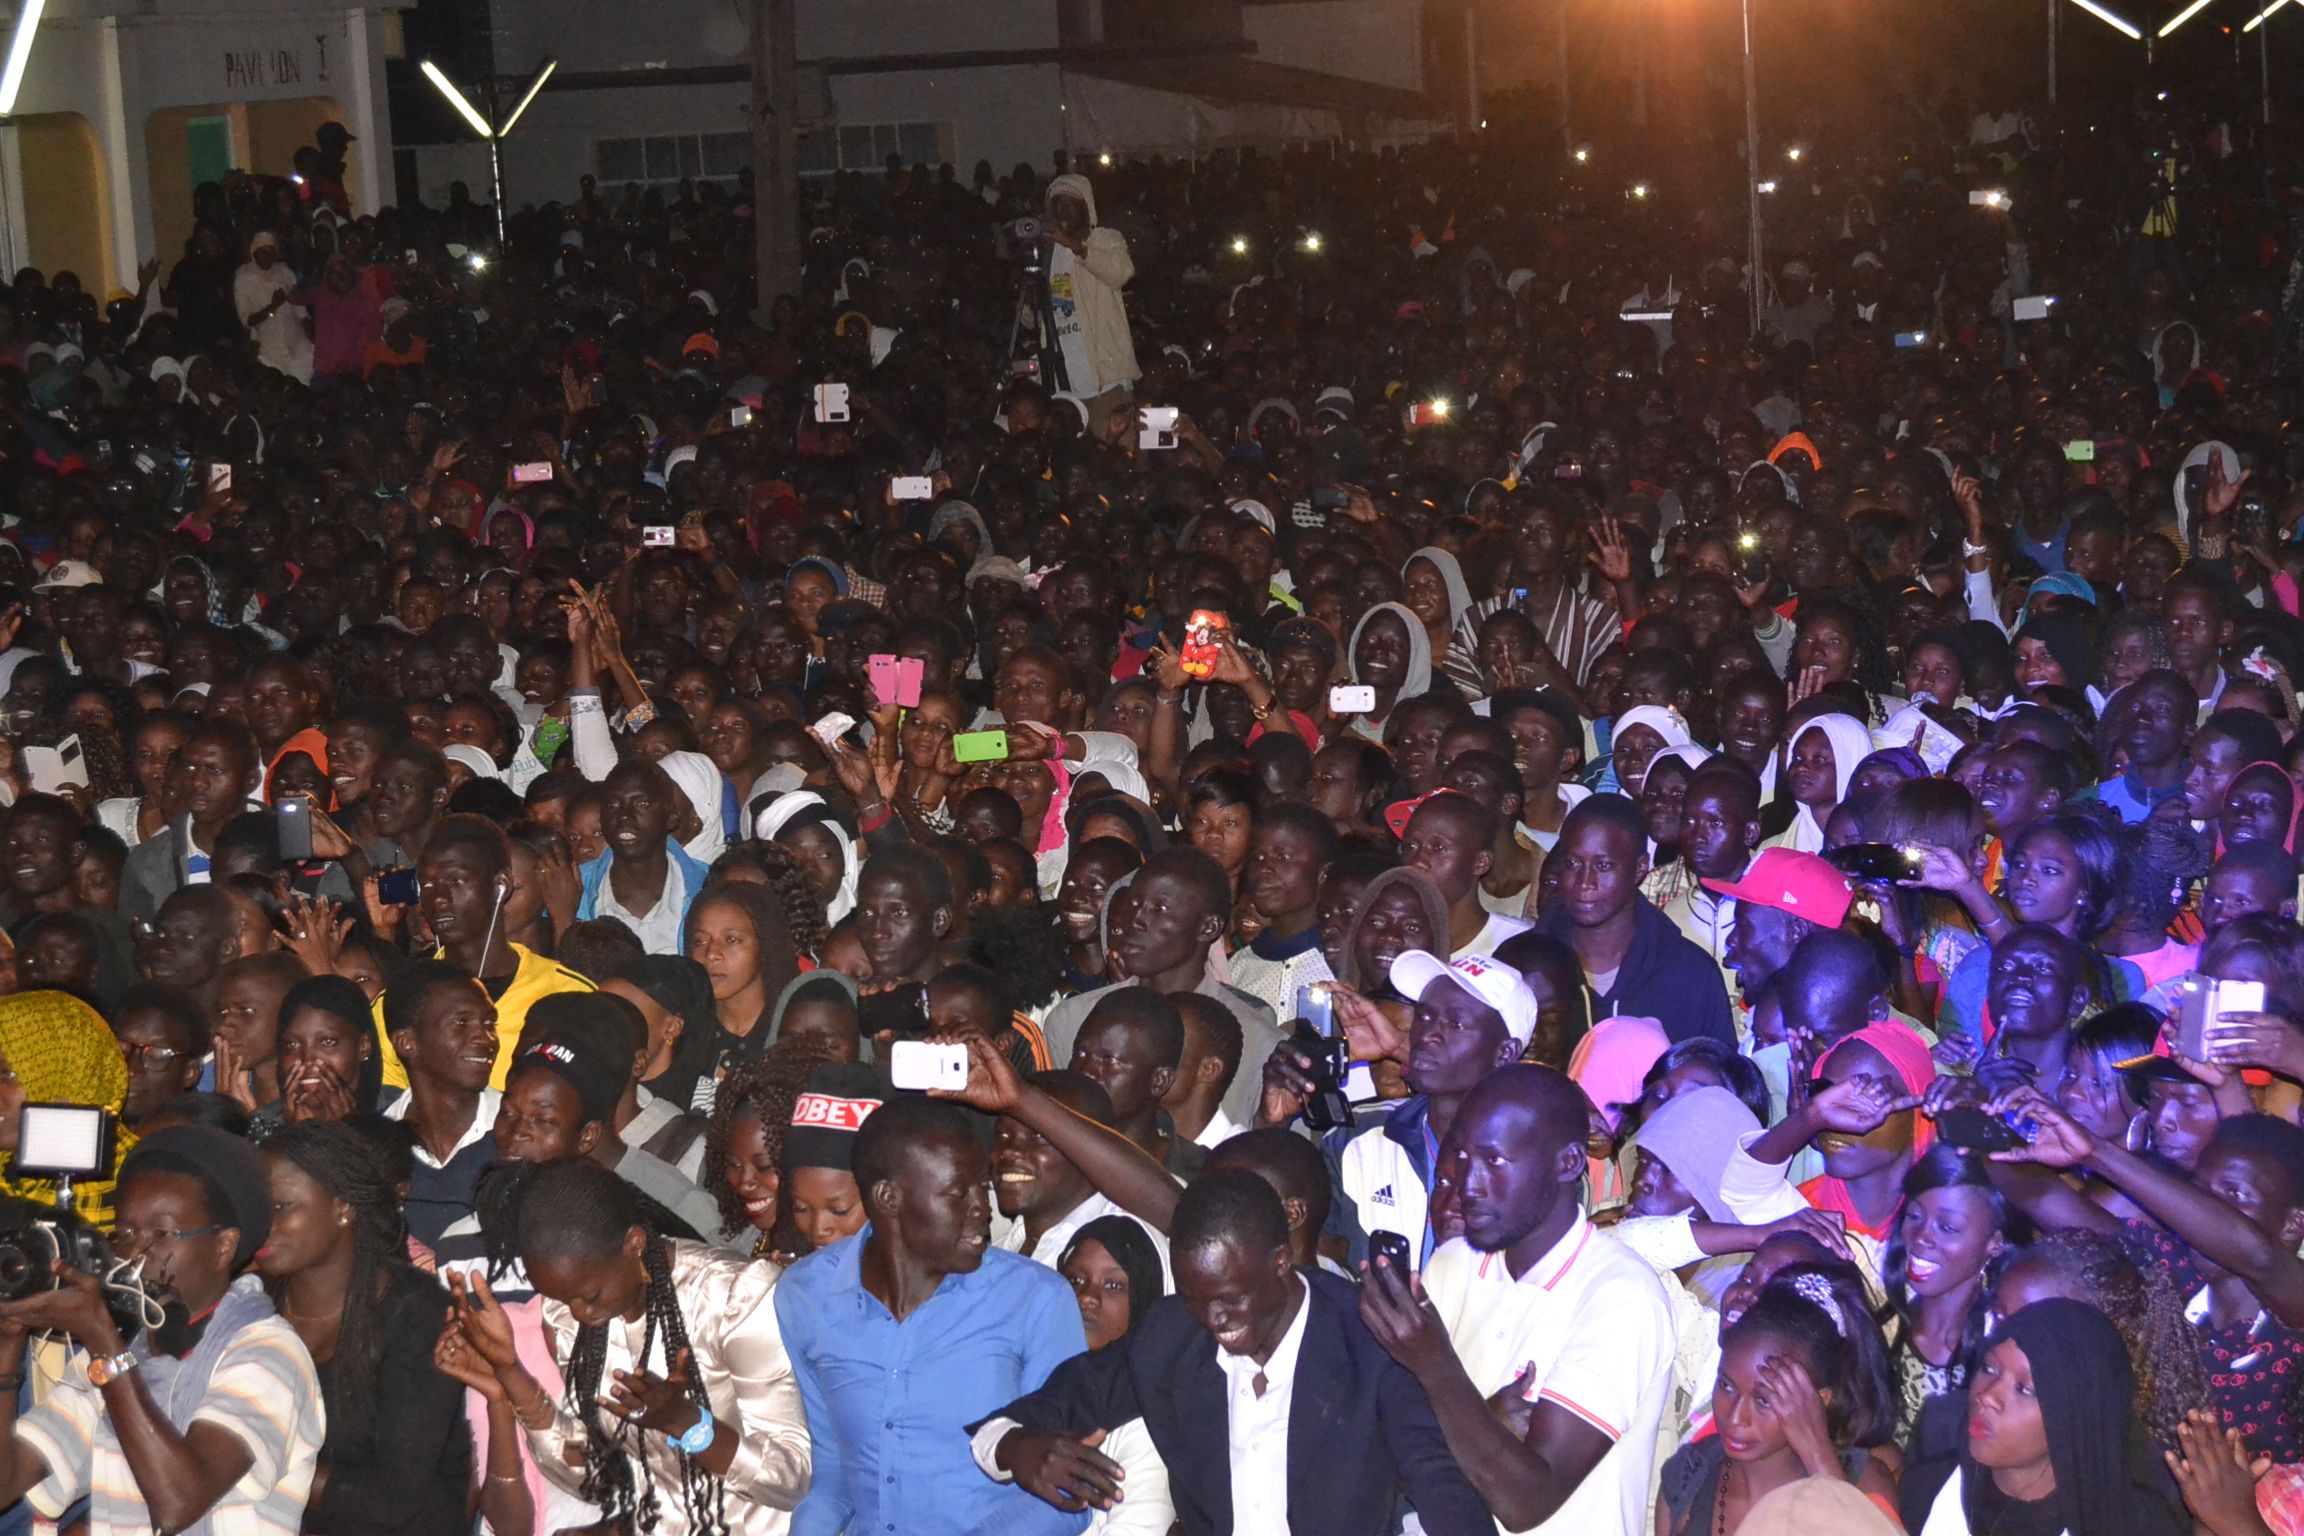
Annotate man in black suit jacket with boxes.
[971,1168,1493,1536]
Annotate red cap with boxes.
[1698,847,1853,927]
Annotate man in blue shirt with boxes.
[776,1094,1089,1536]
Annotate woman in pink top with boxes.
[298,255,385,382]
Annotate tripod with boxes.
[1000,239,1072,395]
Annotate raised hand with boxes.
[281,893,351,976]
[213,1035,258,1114]
[926,1030,1027,1116]
[2165,1409,2274,1536]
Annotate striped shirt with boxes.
[17,1309,323,1536]
[1447,583,1620,693]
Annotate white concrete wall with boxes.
[1242,0,1423,91]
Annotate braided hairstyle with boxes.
[516,1157,726,1536]
[2000,1229,2211,1455]
[260,1121,414,1460]
[702,1035,839,1237]
[716,842,828,962]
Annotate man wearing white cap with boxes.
[234,230,311,383]
[1288,949,1530,1277]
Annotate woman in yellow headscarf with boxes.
[0,990,136,1225]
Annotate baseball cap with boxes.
[1389,949,1539,1045]
[33,560,100,592]
[683,332,720,359]
[1699,847,1853,927]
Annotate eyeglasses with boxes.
[118,1043,186,1067]
[113,1225,217,1249]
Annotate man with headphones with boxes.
[375,814,594,1092]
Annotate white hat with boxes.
[1388,950,1538,1045]
[33,560,100,591]
[442,744,501,781]
[1230,498,1276,533]
[250,229,280,252]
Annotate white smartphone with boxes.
[891,476,935,501]
[643,526,675,547]
[813,383,850,423]
[1138,406,1179,451]
[809,712,857,746]
[207,462,232,493]
[23,734,85,793]
[888,1039,969,1092]
[2012,295,2055,321]
[730,405,754,427]
[512,461,555,484]
[1330,684,1377,713]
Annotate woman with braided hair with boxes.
[441,1156,810,1536]
[254,1119,470,1536]
[1992,1228,2213,1457]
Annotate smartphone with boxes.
[888,1038,970,1092]
[276,795,313,862]
[1894,331,1928,349]
[1735,531,1770,587]
[643,526,675,547]
[868,654,924,708]
[729,405,753,428]
[1407,401,1448,427]
[588,374,608,407]
[1552,462,1585,480]
[1310,487,1350,511]
[2177,975,2267,1059]
[2013,295,2055,321]
[377,867,420,906]
[809,712,857,747]
[891,476,935,501]
[2064,438,2096,463]
[859,982,930,1041]
[512,461,554,484]
[1827,842,1922,883]
[1368,1230,1413,1275]
[207,462,232,493]
[812,382,850,423]
[1180,610,1227,679]
[1330,684,1377,713]
[952,730,1009,764]
[21,735,85,793]
[1138,406,1179,451]
[1937,1105,2024,1154]
[1969,189,2008,208]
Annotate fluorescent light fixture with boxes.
[2159,0,2213,34]
[2245,0,2286,30]
[2070,0,2144,37]
[0,0,47,117]
[498,57,556,136]
[422,60,495,138]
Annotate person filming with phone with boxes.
[1039,175,1139,435]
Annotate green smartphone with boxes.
[952,730,1009,764]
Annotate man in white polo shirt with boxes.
[1358,1026,1674,1536]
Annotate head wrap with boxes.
[1059,1214,1167,1339]
[1567,1016,1671,1131]
[1965,1299,2188,1536]
[1849,746,1928,787]
[1787,712,1877,852]
[1816,1022,1936,1153]
[657,750,729,864]
[785,556,850,599]
[754,790,861,922]
[0,992,126,1113]
[1740,1478,1901,1536]
[1634,1084,1760,1221]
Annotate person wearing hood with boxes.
[1343,601,1431,743]
[1040,174,1139,428]
[1405,548,1482,695]
[234,230,313,384]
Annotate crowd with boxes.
[0,64,2295,1536]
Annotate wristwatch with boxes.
[87,1350,138,1387]
[676,1411,716,1456]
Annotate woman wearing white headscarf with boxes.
[657,750,729,864]
[1764,711,1875,854]
[753,790,861,923]
[1342,601,1432,744]
[1404,548,1482,696]
[1609,704,1694,798]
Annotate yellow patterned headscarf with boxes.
[0,990,134,1225]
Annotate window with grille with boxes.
[795,121,954,177]
[592,131,753,192]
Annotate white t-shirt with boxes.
[1453,912,1532,961]
[995,1190,1173,1290]
[592,854,690,955]
[1421,1215,1674,1535]
[1047,245,1099,395]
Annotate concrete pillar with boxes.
[343,8,389,215]
[92,15,146,294]
[0,122,25,281]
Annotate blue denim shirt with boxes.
[775,1228,1090,1536]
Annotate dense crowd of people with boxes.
[0,70,2297,1536]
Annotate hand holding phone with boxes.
[953,730,1009,764]
[1180,610,1228,679]
[889,1039,971,1092]
[1330,684,1377,713]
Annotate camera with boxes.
[1294,984,1353,1132]
[1012,216,1044,243]
[0,1196,113,1303]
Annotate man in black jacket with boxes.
[971,1168,1493,1536]
[1534,794,1735,1044]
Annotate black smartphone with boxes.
[377,866,420,906]
[1734,532,1770,588]
[276,796,313,862]
[1827,842,1922,883]
[860,982,931,1041]
[1936,1105,2022,1154]
[1369,1230,1413,1276]
[1311,487,1350,511]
